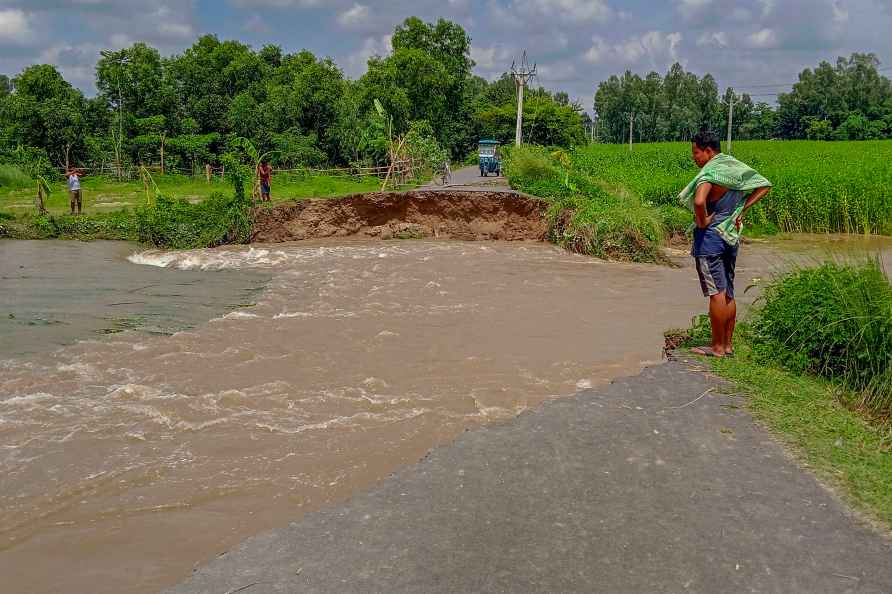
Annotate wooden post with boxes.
[160,133,166,176]
[205,164,212,183]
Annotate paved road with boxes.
[167,361,892,594]
[420,165,515,193]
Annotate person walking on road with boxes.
[257,160,273,202]
[67,168,84,215]
[681,131,772,358]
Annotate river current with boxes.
[1,236,889,594]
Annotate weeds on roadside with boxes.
[750,260,892,419]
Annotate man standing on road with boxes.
[258,160,273,202]
[681,131,772,358]
[67,168,84,215]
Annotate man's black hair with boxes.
[692,130,721,152]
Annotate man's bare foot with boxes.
[691,346,725,358]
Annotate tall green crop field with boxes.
[571,141,892,235]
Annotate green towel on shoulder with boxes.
[678,153,772,246]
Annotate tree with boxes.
[362,17,475,157]
[805,118,834,140]
[2,65,88,167]
[777,53,892,139]
[96,43,177,123]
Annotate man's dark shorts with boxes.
[261,182,271,195]
[695,243,738,299]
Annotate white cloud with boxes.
[157,22,194,39]
[514,0,612,23]
[618,31,682,65]
[536,60,579,83]
[583,37,609,64]
[0,8,33,45]
[337,3,370,28]
[471,44,512,71]
[746,28,778,48]
[583,31,683,69]
[345,33,391,76]
[697,31,728,48]
[757,0,776,18]
[831,1,848,23]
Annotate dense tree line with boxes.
[594,53,892,144]
[0,17,585,175]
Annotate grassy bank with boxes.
[0,172,381,216]
[503,146,670,262]
[0,172,385,245]
[671,260,892,527]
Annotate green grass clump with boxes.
[135,191,253,249]
[0,164,32,189]
[504,146,667,262]
[2,211,139,240]
[750,260,892,418]
[656,205,692,238]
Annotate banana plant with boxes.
[373,99,410,191]
[139,165,162,207]
[35,174,50,215]
[28,155,53,215]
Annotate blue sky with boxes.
[2,0,891,111]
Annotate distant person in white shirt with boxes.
[66,168,83,215]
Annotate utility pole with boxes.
[511,51,536,146]
[726,87,735,155]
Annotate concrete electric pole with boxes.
[511,52,536,146]
[628,112,634,151]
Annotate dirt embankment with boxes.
[252,191,549,243]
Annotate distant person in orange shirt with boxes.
[257,160,273,202]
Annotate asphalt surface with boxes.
[166,360,892,594]
[421,165,516,193]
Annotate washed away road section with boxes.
[168,360,892,594]
[253,167,531,243]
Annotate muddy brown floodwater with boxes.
[1,235,890,594]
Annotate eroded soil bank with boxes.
[252,191,548,243]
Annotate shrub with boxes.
[503,145,558,183]
[0,163,33,189]
[2,211,139,240]
[750,260,892,417]
[135,191,253,249]
[657,205,692,237]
